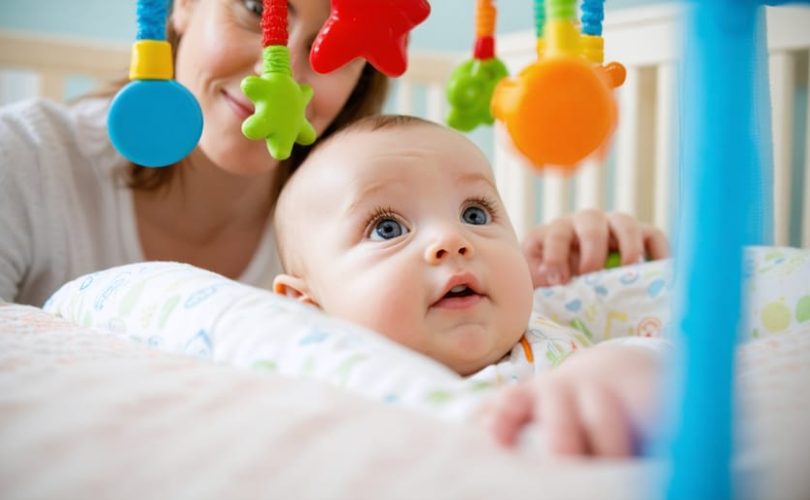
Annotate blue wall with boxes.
[0,0,136,41]
[0,0,666,46]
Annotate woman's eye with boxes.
[242,0,262,16]
[370,218,408,241]
[461,205,491,225]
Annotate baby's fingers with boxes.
[607,212,645,266]
[577,382,634,457]
[642,224,670,260]
[572,209,610,275]
[478,385,534,447]
[536,221,575,285]
[538,380,588,456]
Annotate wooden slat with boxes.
[541,172,570,224]
[402,51,459,86]
[395,81,414,115]
[0,30,127,80]
[654,62,676,233]
[766,7,810,51]
[614,66,642,216]
[425,84,444,124]
[769,50,795,246]
[574,158,604,210]
[37,69,64,102]
[493,125,535,240]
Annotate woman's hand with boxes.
[522,209,669,287]
[478,344,662,458]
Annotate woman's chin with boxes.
[219,156,279,177]
[197,137,280,177]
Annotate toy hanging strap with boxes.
[136,0,167,41]
[533,0,546,39]
[108,0,202,168]
[580,0,605,64]
[543,0,579,56]
[580,0,603,35]
[473,0,497,59]
[445,0,508,132]
[260,0,288,47]
[241,0,316,161]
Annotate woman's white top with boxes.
[0,98,280,306]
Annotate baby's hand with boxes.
[478,344,661,457]
[522,209,669,287]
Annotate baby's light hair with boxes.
[318,114,441,149]
[274,114,443,273]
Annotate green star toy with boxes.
[242,46,316,160]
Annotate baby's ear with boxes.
[273,274,320,308]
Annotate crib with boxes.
[1,3,808,246]
[2,5,810,499]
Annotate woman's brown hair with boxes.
[93,10,389,201]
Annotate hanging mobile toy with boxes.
[492,0,625,169]
[310,0,431,77]
[108,0,202,168]
[446,0,509,132]
[241,0,316,160]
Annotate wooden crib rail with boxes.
[0,30,129,102]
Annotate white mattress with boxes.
[1,302,809,500]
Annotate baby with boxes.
[272,115,664,456]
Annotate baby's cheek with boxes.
[332,278,414,337]
[500,249,535,322]
[367,283,424,346]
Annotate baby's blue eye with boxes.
[462,206,491,225]
[371,218,408,240]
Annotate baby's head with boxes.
[273,115,534,375]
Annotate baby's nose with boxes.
[425,233,474,264]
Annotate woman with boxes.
[0,0,667,306]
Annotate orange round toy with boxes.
[492,56,616,169]
[491,0,625,171]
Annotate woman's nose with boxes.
[424,231,475,264]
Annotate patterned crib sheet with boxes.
[42,246,810,421]
[531,245,810,342]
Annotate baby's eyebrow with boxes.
[343,180,398,214]
[456,172,498,192]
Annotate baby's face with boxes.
[283,124,534,375]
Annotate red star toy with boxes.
[310,0,431,77]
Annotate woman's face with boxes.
[171,0,366,175]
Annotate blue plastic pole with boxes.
[667,1,758,498]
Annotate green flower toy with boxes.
[445,0,508,132]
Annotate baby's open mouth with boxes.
[433,284,485,309]
[444,285,477,299]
